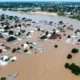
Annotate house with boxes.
[0,55,9,61]
[76,39,80,45]
[7,36,17,42]
[49,34,61,40]
[0,35,4,39]
[23,43,29,49]
[16,50,23,53]
[40,35,47,40]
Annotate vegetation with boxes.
[37,28,40,31]
[54,45,58,48]
[69,16,80,21]
[71,48,79,53]
[12,48,16,53]
[58,12,66,16]
[24,49,28,52]
[0,77,6,80]
[8,30,14,35]
[4,26,9,30]
[65,63,80,75]
[17,47,21,50]
[29,46,33,49]
[65,63,70,68]
[45,31,49,36]
[21,30,25,33]
[67,35,71,38]
[0,49,2,53]
[67,54,72,59]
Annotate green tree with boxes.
[71,48,79,53]
[1,77,6,80]
[0,49,2,53]
[8,30,14,35]
[54,45,58,48]
[67,54,72,59]
[24,49,28,52]
[65,63,70,68]
[12,48,16,53]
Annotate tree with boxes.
[37,28,40,31]
[67,35,71,38]
[59,21,63,25]
[67,54,72,59]
[8,30,14,35]
[29,46,33,49]
[4,26,9,30]
[71,48,79,53]
[65,63,70,68]
[1,77,6,80]
[54,45,58,48]
[17,47,21,50]
[24,49,28,52]
[12,48,16,53]
[45,31,49,36]
[0,49,2,53]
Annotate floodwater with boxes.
[0,9,80,80]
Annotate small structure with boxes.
[6,73,19,80]
[40,35,47,40]
[49,34,61,40]
[16,50,23,53]
[7,36,17,42]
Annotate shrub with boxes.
[8,30,14,35]
[0,49,2,53]
[65,63,70,68]
[12,48,16,53]
[24,49,28,52]
[37,28,40,31]
[17,47,21,50]
[54,45,58,48]
[71,48,79,53]
[29,46,33,49]
[67,54,72,59]
[1,77,6,80]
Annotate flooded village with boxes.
[0,1,80,80]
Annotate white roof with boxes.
[46,34,51,37]
[10,56,17,61]
[0,55,9,61]
[23,44,28,49]
[30,30,34,33]
[0,60,8,66]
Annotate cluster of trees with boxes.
[0,77,6,80]
[69,16,80,20]
[58,12,66,16]
[71,48,79,53]
[65,63,80,75]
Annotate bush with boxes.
[65,63,80,75]
[54,45,58,48]
[8,30,14,35]
[29,46,33,49]
[71,48,79,53]
[17,47,21,50]
[0,49,2,53]
[67,54,72,59]
[12,48,16,53]
[1,77,6,80]
[24,49,28,52]
[65,63,70,68]
[37,28,40,31]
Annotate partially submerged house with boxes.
[49,34,61,40]
[7,36,17,42]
